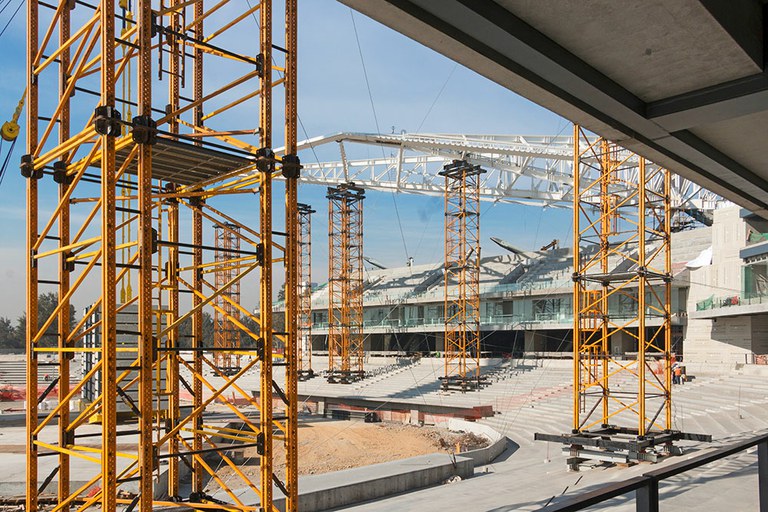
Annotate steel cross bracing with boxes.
[326,184,365,383]
[572,125,673,438]
[287,132,726,213]
[297,203,316,380]
[440,160,484,392]
[24,1,300,511]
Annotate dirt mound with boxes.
[207,420,490,488]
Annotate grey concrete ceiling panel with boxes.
[340,0,768,216]
[496,0,761,102]
[691,110,768,176]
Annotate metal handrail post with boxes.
[760,439,768,512]
[635,479,659,512]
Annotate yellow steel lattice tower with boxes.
[24,1,300,510]
[572,125,673,437]
[298,203,316,380]
[327,183,365,383]
[440,160,485,392]
[214,223,242,371]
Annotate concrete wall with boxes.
[750,315,768,355]
[610,331,633,354]
[446,418,508,466]
[683,207,765,363]
[685,316,754,363]
[274,454,473,512]
[524,330,546,352]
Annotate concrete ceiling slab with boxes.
[497,0,761,102]
[340,0,768,216]
[691,110,768,174]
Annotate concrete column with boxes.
[434,332,445,353]
[759,440,768,512]
[636,479,660,512]
[524,331,544,352]
[317,399,325,417]
[609,330,632,355]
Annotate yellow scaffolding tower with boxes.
[440,160,485,392]
[24,1,300,510]
[214,223,242,371]
[298,203,315,380]
[571,126,672,436]
[326,183,365,383]
[536,126,710,466]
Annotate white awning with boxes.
[686,246,712,269]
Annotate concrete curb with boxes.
[273,453,474,512]
[0,418,507,511]
[446,418,508,465]
[271,419,508,511]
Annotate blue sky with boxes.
[0,1,573,317]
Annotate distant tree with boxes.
[0,316,19,349]
[14,293,76,348]
[176,316,193,349]
[173,311,215,349]
[240,314,259,348]
[162,309,270,351]
[202,311,214,346]
[238,310,284,350]
[13,314,25,347]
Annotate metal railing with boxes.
[311,313,573,331]
[311,311,685,331]
[272,278,574,311]
[695,291,768,312]
[747,232,768,246]
[275,276,691,311]
[541,433,768,511]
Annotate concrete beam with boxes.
[647,73,768,131]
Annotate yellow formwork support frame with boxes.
[24,1,299,510]
[283,0,300,506]
[326,183,365,383]
[572,125,672,436]
[214,223,242,370]
[297,203,316,380]
[440,160,484,392]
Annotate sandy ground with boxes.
[286,420,487,475]
[209,419,488,487]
